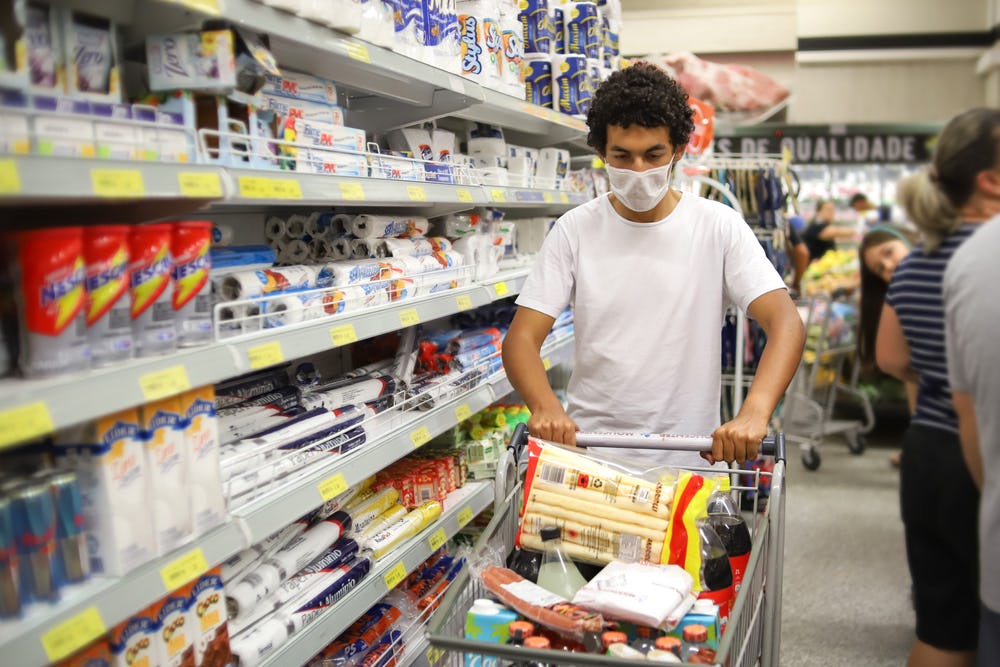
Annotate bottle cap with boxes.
[470,599,499,615]
[601,631,627,648]
[509,621,535,641]
[540,525,561,541]
[654,636,682,654]
[524,636,551,649]
[692,599,717,614]
[683,624,709,643]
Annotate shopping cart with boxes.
[781,291,874,471]
[425,426,787,667]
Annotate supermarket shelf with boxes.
[0,520,245,667]
[258,480,494,667]
[0,266,538,450]
[490,332,575,399]
[454,89,588,148]
[233,382,498,543]
[484,185,590,213]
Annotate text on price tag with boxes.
[0,402,55,449]
[560,193,570,204]
[238,176,273,199]
[493,281,509,297]
[330,324,359,346]
[161,547,208,592]
[399,309,420,327]
[410,426,432,448]
[344,40,371,63]
[456,294,473,311]
[248,342,284,369]
[456,188,474,203]
[427,646,445,665]
[318,473,349,502]
[454,403,472,422]
[428,527,448,552]
[41,607,106,662]
[91,169,145,197]
[338,181,366,200]
[139,366,191,401]
[543,357,552,370]
[178,172,223,198]
[0,159,22,194]
[490,189,507,203]
[543,192,555,203]
[457,506,474,528]
[383,561,407,590]
[271,178,303,199]
[406,185,427,201]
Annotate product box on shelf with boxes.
[259,93,345,127]
[184,387,227,537]
[369,152,425,181]
[24,2,65,95]
[154,581,198,667]
[190,568,232,667]
[55,638,113,667]
[110,603,164,667]
[142,396,194,555]
[61,8,123,103]
[262,69,338,105]
[92,102,136,160]
[294,148,368,176]
[55,409,158,577]
[0,90,31,154]
[294,119,366,153]
[31,96,96,157]
[146,27,279,94]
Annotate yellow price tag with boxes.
[426,646,445,665]
[560,193,570,204]
[271,178,303,199]
[248,342,284,370]
[0,402,55,450]
[318,473,349,502]
[91,169,145,197]
[399,309,420,327]
[139,366,191,402]
[345,40,371,63]
[178,172,223,198]
[455,294,473,311]
[428,527,448,552]
[406,185,427,201]
[410,426,432,448]
[490,189,507,203]
[456,188,474,203]
[543,357,552,370]
[238,176,273,199]
[166,0,221,14]
[338,181,366,200]
[330,324,359,346]
[0,159,22,195]
[454,403,472,422]
[383,561,408,590]
[543,192,555,203]
[160,547,208,592]
[493,282,509,297]
[41,607,106,662]
[457,506,474,528]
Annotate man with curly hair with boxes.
[502,63,805,465]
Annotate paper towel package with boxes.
[262,70,338,105]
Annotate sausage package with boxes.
[517,438,679,565]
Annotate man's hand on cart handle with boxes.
[706,407,770,464]
[527,403,579,448]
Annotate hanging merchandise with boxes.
[686,96,715,156]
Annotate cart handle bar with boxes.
[510,424,786,463]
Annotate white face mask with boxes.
[606,160,676,212]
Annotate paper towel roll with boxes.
[305,213,330,239]
[218,302,263,335]
[320,285,367,315]
[263,293,325,328]
[318,259,390,287]
[281,239,312,264]
[265,217,288,241]
[329,235,353,260]
[328,214,354,237]
[350,215,430,239]
[285,215,309,239]
[310,237,333,262]
[383,237,453,257]
[220,266,319,300]
[457,2,503,85]
[212,223,235,246]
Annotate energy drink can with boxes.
[7,479,59,602]
[83,225,133,365]
[14,227,90,377]
[0,495,20,617]
[129,223,176,357]
[36,470,89,584]
[171,221,213,347]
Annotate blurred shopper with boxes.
[877,107,1000,667]
[803,199,855,261]
[786,223,810,295]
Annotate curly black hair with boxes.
[586,63,695,155]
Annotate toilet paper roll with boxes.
[329,235,353,260]
[212,223,235,246]
[285,215,309,239]
[218,302,263,335]
[564,2,599,59]
[431,128,456,163]
[523,55,553,109]
[263,293,325,328]
[327,214,355,238]
[383,237,453,257]
[457,3,503,85]
[551,54,588,115]
[350,215,430,239]
[320,285,367,315]
[220,265,319,300]
[310,237,333,262]
[305,213,331,239]
[265,217,288,241]
[280,239,312,264]
[519,0,553,54]
[317,259,391,287]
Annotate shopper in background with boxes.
[850,192,878,226]
[785,223,810,295]
[876,107,1000,667]
[502,63,805,467]
[945,213,1000,667]
[802,199,856,261]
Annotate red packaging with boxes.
[83,225,132,364]
[129,223,176,356]
[15,227,89,376]
[55,638,112,666]
[171,221,212,347]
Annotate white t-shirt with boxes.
[516,191,787,467]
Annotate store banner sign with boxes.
[714,133,935,164]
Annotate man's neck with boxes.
[609,188,681,223]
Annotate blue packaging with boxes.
[8,480,59,602]
[523,55,553,108]
[552,7,564,53]
[519,0,553,54]
[552,54,588,115]
[464,599,518,666]
[564,2,599,59]
[601,12,612,66]
[0,496,19,618]
[45,471,88,584]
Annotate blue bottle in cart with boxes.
[740,456,774,511]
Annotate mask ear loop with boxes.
[869,224,911,248]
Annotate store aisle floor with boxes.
[779,439,914,666]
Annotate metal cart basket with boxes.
[425,429,787,667]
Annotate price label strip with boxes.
[330,324,359,346]
[41,607,106,662]
[455,294,473,311]
[139,366,191,402]
[177,172,223,198]
[238,176,273,199]
[406,185,427,201]
[318,473,349,502]
[456,188,474,203]
[493,281,509,297]
[160,547,209,592]
[0,401,55,449]
[457,506,474,528]
[490,189,507,203]
[542,357,552,371]
[383,561,408,590]
[0,159,22,195]
[399,309,420,327]
[338,181,366,200]
[410,426,432,448]
[454,403,472,422]
[271,178,303,199]
[428,527,448,552]
[344,40,371,63]
[91,169,145,197]
[248,341,284,370]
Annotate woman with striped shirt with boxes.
[877,108,1000,667]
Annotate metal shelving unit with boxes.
[257,480,494,667]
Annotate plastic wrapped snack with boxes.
[571,560,697,630]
